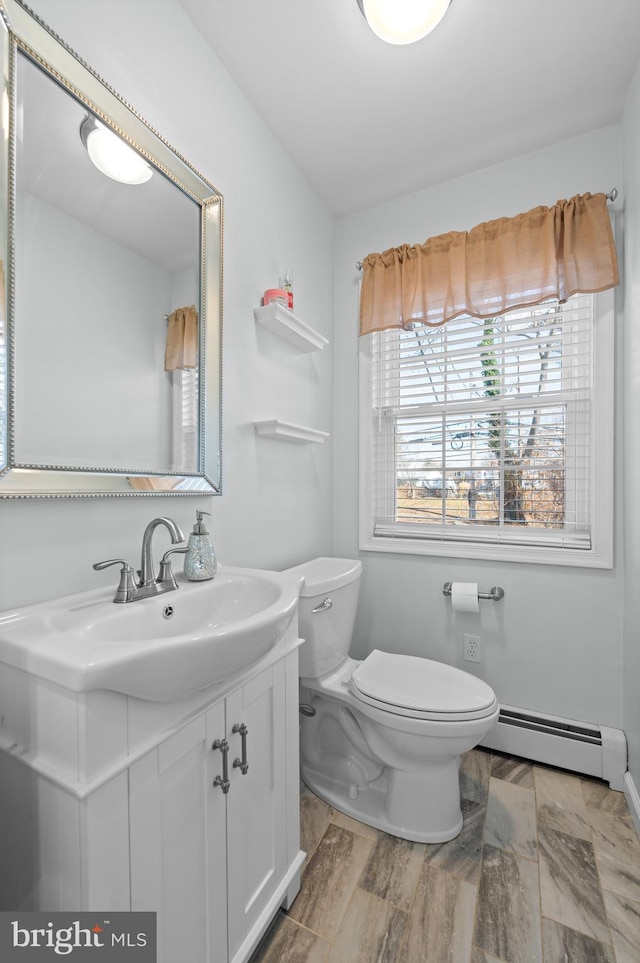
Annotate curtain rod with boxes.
[355,188,619,270]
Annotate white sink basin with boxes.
[0,565,303,701]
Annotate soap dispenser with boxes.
[184,510,217,581]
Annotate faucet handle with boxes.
[158,547,189,587]
[93,558,138,603]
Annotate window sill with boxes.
[358,533,613,569]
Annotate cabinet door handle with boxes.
[232,723,249,775]
[212,738,230,794]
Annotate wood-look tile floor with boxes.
[250,750,640,963]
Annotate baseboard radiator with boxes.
[480,704,627,791]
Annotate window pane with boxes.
[370,295,593,546]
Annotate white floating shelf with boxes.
[254,303,328,352]
[254,420,330,444]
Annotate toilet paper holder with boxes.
[442,582,505,602]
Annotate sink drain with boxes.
[162,605,174,619]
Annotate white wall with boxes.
[622,60,640,791]
[0,0,334,610]
[334,127,626,728]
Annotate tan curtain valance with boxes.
[359,192,619,337]
[164,304,198,371]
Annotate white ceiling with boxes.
[177,0,640,216]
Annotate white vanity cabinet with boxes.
[129,701,227,963]
[0,634,304,963]
[128,658,297,963]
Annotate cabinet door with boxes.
[129,702,227,963]
[225,661,287,959]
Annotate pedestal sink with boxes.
[0,564,304,701]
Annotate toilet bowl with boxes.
[287,557,499,843]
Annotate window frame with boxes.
[358,289,615,568]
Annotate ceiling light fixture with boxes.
[356,0,451,45]
[79,115,152,185]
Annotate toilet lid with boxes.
[350,649,496,715]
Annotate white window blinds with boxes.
[367,294,596,551]
[171,367,199,472]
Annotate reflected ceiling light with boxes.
[356,0,451,45]
[79,115,152,185]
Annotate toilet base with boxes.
[301,762,464,844]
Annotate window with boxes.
[359,291,614,567]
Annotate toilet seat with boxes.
[349,649,498,722]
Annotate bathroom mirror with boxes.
[0,0,223,496]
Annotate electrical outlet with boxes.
[464,634,481,663]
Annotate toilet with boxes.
[287,557,499,843]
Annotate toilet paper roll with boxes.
[450,582,479,613]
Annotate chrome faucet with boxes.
[94,516,186,603]
[140,516,184,587]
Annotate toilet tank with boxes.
[285,557,362,679]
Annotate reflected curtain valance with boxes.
[359,192,619,337]
[164,304,198,371]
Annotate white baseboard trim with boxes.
[480,705,627,790]
[624,771,640,839]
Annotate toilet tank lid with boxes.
[285,557,362,596]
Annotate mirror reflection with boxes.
[0,0,223,496]
[16,53,201,475]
